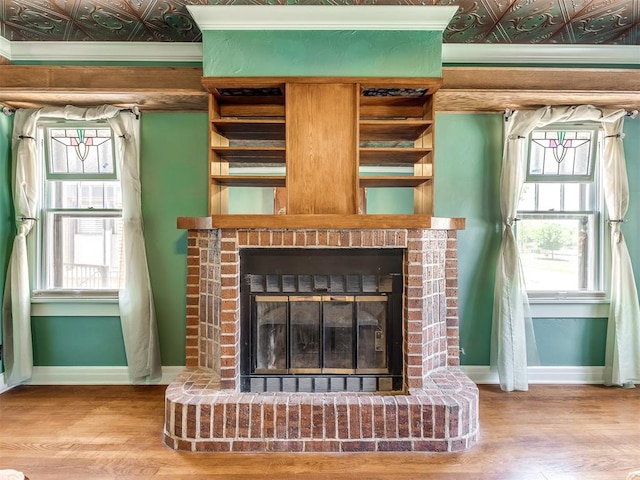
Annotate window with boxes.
[516,124,606,298]
[34,122,124,295]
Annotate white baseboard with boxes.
[26,366,184,385]
[3,365,605,388]
[462,365,605,385]
[0,373,12,394]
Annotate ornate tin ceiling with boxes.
[0,0,638,44]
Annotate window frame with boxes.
[516,122,609,304]
[31,120,123,302]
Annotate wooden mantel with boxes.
[1,65,638,113]
[177,214,465,230]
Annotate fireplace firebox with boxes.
[240,249,403,393]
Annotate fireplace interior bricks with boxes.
[165,6,479,453]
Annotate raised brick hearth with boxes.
[164,226,479,452]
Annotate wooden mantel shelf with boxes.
[177,215,465,230]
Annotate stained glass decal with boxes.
[46,126,116,179]
[527,127,597,181]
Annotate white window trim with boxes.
[31,295,120,317]
[528,298,610,318]
[30,120,123,316]
[519,124,610,308]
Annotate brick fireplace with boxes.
[164,219,479,452]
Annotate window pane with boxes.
[45,214,124,290]
[519,184,536,211]
[528,128,595,181]
[537,183,562,211]
[47,181,122,209]
[48,126,115,177]
[517,215,597,291]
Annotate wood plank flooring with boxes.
[0,384,639,479]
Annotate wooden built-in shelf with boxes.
[211,119,285,140]
[204,77,440,216]
[359,176,431,188]
[211,175,286,187]
[359,148,432,165]
[211,146,286,163]
[359,120,433,141]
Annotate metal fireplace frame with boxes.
[240,248,404,393]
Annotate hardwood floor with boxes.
[0,384,638,479]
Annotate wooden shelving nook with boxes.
[202,77,442,216]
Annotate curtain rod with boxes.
[504,108,639,121]
[1,106,140,118]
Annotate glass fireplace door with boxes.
[254,296,287,373]
[289,296,321,372]
[357,296,388,373]
[253,294,389,375]
[322,296,355,372]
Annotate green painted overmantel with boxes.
[202,30,443,77]
[190,5,456,77]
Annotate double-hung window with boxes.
[34,122,124,296]
[516,123,606,300]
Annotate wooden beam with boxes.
[0,65,207,112]
[437,66,640,112]
[0,65,638,113]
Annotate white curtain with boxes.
[2,105,161,385]
[602,116,640,387]
[492,105,632,391]
[2,108,40,385]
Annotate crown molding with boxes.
[2,40,637,66]
[0,36,10,60]
[443,43,640,66]
[8,41,203,63]
[187,5,458,31]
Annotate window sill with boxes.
[528,298,610,318]
[31,293,119,317]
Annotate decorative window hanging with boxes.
[527,125,598,182]
[45,124,116,179]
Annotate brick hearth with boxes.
[164,227,479,452]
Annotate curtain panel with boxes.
[492,105,636,391]
[2,105,161,385]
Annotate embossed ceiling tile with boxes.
[2,0,79,41]
[440,0,506,43]
[567,0,639,45]
[73,0,150,41]
[129,0,205,41]
[492,0,567,44]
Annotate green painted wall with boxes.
[31,316,127,366]
[202,30,443,77]
[0,114,14,373]
[435,113,502,365]
[140,113,209,366]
